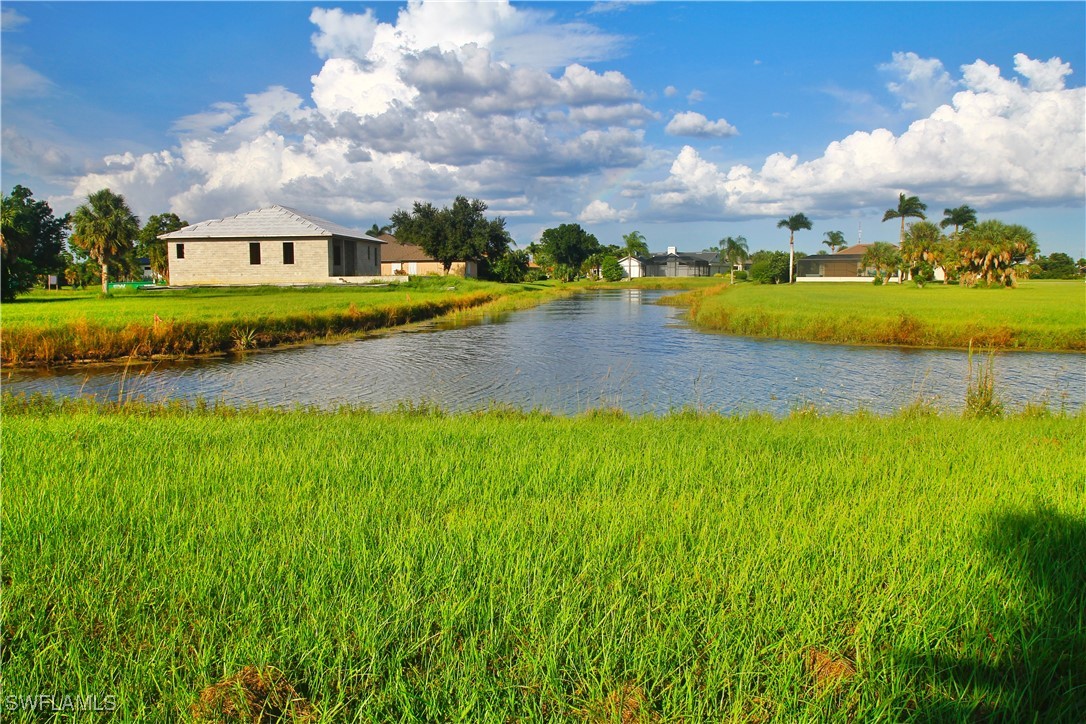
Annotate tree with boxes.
[822,230,847,254]
[957,220,1038,287]
[882,192,927,245]
[621,230,649,259]
[939,205,977,236]
[748,250,790,284]
[137,213,188,282]
[1034,252,1080,279]
[1,185,69,300]
[537,223,600,280]
[489,249,530,283]
[367,222,392,236]
[719,235,749,283]
[601,255,624,282]
[900,221,945,285]
[390,196,510,274]
[70,189,140,294]
[776,213,812,283]
[861,242,903,283]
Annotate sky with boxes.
[2,1,1084,257]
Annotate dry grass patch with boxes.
[191,666,316,723]
[804,648,856,694]
[578,683,659,723]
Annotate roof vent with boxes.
[667,245,677,255]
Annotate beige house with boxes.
[378,234,478,278]
[161,206,394,286]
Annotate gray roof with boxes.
[159,205,383,242]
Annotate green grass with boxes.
[684,280,1085,351]
[0,278,570,366]
[3,397,1083,721]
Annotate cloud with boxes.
[1,60,52,97]
[879,51,956,115]
[687,89,705,103]
[1,8,28,31]
[1,127,75,177]
[651,54,1085,220]
[665,111,738,138]
[1013,52,1072,91]
[663,85,677,97]
[63,0,643,225]
[577,199,632,224]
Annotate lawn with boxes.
[0,278,569,366]
[685,280,1085,351]
[3,397,1083,721]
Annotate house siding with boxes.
[169,237,382,286]
[381,260,476,277]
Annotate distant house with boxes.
[161,206,390,286]
[618,246,711,278]
[795,243,904,283]
[377,234,478,278]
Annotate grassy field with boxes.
[3,397,1083,721]
[0,278,571,367]
[683,280,1085,351]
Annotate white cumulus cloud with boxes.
[64,0,644,225]
[879,51,957,115]
[665,111,739,138]
[651,54,1085,220]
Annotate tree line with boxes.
[1,185,185,299]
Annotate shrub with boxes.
[733,270,748,281]
[601,255,624,282]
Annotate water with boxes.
[4,289,1082,415]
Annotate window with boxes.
[176,243,185,259]
[249,242,261,265]
[367,245,371,260]
[333,242,342,267]
[282,242,294,265]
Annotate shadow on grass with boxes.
[906,509,1085,720]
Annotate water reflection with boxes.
[4,289,1082,416]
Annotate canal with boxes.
[4,289,1082,415]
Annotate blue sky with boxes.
[2,1,1084,257]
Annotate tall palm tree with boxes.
[621,230,649,258]
[822,230,847,254]
[621,231,649,278]
[719,235,749,283]
[368,222,393,237]
[939,205,977,236]
[882,192,927,245]
[777,212,812,283]
[71,189,140,294]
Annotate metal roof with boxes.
[159,205,383,242]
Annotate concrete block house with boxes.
[161,205,388,286]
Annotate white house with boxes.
[160,205,399,286]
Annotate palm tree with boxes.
[71,189,140,294]
[718,235,749,283]
[620,231,649,278]
[777,213,812,283]
[622,230,649,258]
[939,205,977,236]
[958,220,1038,287]
[822,230,847,254]
[861,241,903,283]
[368,222,393,237]
[882,192,927,246]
